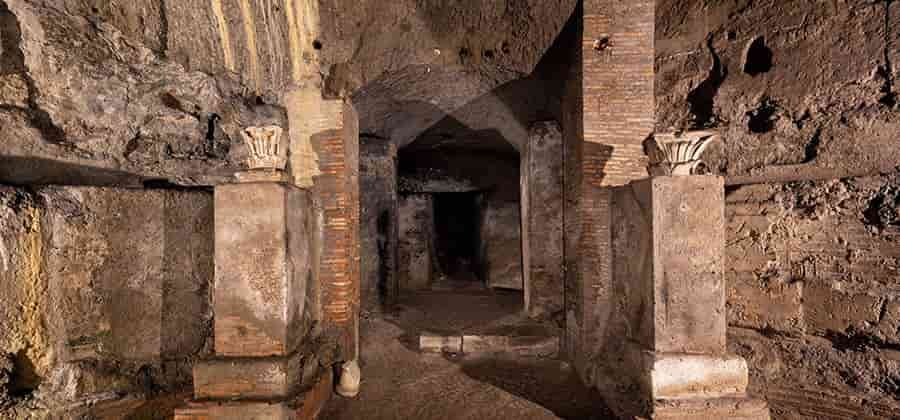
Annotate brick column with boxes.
[564,0,654,378]
[309,100,360,363]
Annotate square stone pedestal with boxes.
[213,182,312,357]
[177,180,327,419]
[598,176,770,419]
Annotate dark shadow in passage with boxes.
[460,357,618,420]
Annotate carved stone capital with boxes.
[644,130,720,176]
[240,125,287,171]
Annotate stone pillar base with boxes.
[192,353,308,400]
[646,353,749,400]
[174,370,333,420]
[644,353,770,419]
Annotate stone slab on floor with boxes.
[419,334,559,357]
[463,335,559,357]
[419,334,463,353]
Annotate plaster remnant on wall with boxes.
[284,0,304,82]
[0,236,8,273]
[283,0,320,85]
[285,90,345,188]
[238,0,262,93]
[210,0,235,72]
[19,206,52,378]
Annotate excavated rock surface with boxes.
[658,3,900,417]
[0,0,576,186]
[724,173,900,418]
[656,0,899,183]
[0,186,214,418]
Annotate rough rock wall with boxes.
[656,0,899,183]
[0,186,213,417]
[725,175,900,419]
[0,0,576,188]
[0,1,287,186]
[656,1,900,417]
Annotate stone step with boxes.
[174,370,332,420]
[418,333,559,357]
[651,395,771,420]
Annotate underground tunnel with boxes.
[2,1,899,419]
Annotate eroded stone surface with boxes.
[214,183,313,357]
[0,186,214,413]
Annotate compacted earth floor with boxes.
[320,288,616,420]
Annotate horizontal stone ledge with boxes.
[418,333,559,357]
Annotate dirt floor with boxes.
[320,290,616,420]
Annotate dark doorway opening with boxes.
[433,192,482,285]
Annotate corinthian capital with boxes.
[645,130,720,176]
[240,125,287,171]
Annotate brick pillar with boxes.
[582,0,654,185]
[564,0,654,378]
[310,100,360,362]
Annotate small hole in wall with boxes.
[312,40,323,50]
[483,49,495,59]
[593,36,611,52]
[747,100,779,134]
[743,36,773,76]
[9,350,41,397]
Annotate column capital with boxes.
[644,130,720,176]
[234,125,291,183]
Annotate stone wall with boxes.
[478,193,523,290]
[359,140,398,311]
[522,122,565,319]
[397,194,434,292]
[724,175,900,419]
[0,185,213,416]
